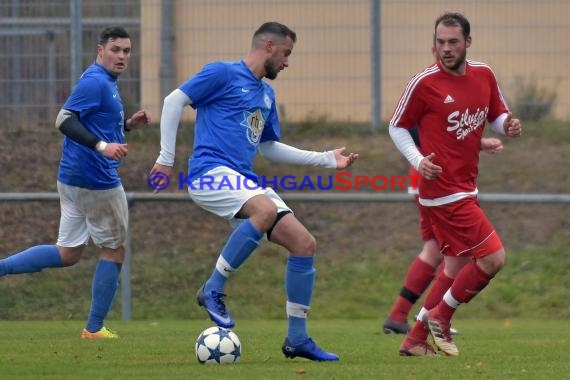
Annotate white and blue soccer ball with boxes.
[195,326,241,364]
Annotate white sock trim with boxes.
[286,301,310,319]
[215,256,235,278]
[416,306,428,321]
[443,289,461,309]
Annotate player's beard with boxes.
[264,59,280,80]
[438,47,467,72]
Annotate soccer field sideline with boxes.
[0,319,569,380]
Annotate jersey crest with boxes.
[242,108,265,145]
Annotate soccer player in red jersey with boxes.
[388,12,522,356]
[383,136,502,336]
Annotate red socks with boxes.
[389,257,436,322]
[435,261,494,321]
[423,270,454,310]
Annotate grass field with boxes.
[1,319,569,380]
[1,121,569,379]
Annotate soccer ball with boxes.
[195,326,241,364]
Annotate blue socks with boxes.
[285,255,315,345]
[0,245,120,333]
[85,260,121,333]
[0,245,62,276]
[202,219,316,346]
[205,219,263,294]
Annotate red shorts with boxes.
[416,196,435,241]
[408,166,433,241]
[424,197,503,258]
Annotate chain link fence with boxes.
[1,0,567,129]
[2,0,567,187]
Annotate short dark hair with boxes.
[99,26,130,45]
[435,12,470,39]
[254,22,296,43]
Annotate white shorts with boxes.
[189,166,292,226]
[57,181,128,249]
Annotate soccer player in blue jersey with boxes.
[149,22,358,361]
[0,26,150,339]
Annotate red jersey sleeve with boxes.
[390,64,437,129]
[485,67,509,122]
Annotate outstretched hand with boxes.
[333,147,359,169]
[126,110,152,130]
[419,153,442,180]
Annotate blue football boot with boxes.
[282,337,339,361]
[196,284,235,328]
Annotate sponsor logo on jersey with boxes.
[446,107,489,140]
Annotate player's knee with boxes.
[243,195,278,232]
[492,248,506,269]
[495,250,507,271]
[255,206,279,232]
[479,248,506,275]
[419,240,442,267]
[58,246,83,266]
[296,233,316,256]
[100,246,125,263]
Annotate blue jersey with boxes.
[57,63,126,189]
[180,61,281,181]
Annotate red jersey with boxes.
[390,60,508,205]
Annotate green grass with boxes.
[1,319,569,380]
[2,248,568,321]
[1,120,569,378]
